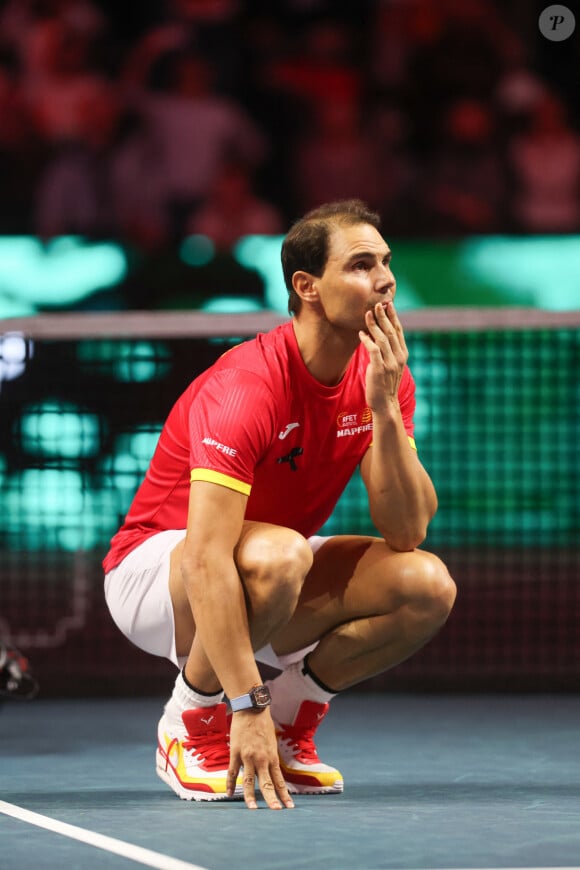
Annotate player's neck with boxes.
[292,317,358,386]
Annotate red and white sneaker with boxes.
[156,703,243,801]
[274,700,344,794]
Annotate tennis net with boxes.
[1,309,578,694]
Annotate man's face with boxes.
[311,223,396,330]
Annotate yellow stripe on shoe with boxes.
[156,704,243,801]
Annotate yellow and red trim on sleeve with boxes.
[190,468,251,496]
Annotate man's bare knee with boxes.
[407,551,456,629]
[238,529,313,620]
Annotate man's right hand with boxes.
[227,708,295,810]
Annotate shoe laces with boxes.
[181,729,230,771]
[277,722,321,764]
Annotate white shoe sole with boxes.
[156,749,243,802]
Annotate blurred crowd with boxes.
[1,0,579,248]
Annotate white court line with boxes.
[0,800,209,870]
[2,802,576,870]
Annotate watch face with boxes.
[251,685,272,708]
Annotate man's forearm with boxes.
[365,408,437,551]
[182,554,262,698]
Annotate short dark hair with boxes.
[281,200,382,315]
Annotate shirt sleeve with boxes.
[188,368,277,494]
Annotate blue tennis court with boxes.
[2,692,579,870]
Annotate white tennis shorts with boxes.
[104,530,329,671]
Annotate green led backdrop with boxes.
[0,234,579,317]
[1,330,577,555]
[321,329,579,550]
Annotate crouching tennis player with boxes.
[104,199,456,810]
